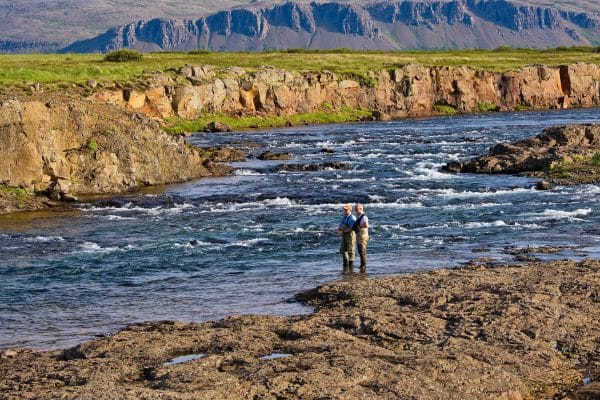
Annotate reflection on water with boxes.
[1,108,600,350]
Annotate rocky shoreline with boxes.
[0,92,235,215]
[1,259,599,399]
[443,123,600,187]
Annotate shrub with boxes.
[85,139,98,153]
[433,103,459,115]
[0,185,29,197]
[103,49,143,62]
[592,152,600,166]
[477,102,500,112]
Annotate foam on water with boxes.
[25,236,65,242]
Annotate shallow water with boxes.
[1,109,600,350]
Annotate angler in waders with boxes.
[337,204,357,273]
[354,203,369,273]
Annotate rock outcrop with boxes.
[93,63,600,122]
[0,93,221,204]
[60,0,600,53]
[1,259,599,399]
[443,124,600,183]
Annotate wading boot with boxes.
[360,264,366,274]
[343,259,349,274]
[348,260,354,272]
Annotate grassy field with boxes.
[1,47,599,89]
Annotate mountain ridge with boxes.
[60,0,600,53]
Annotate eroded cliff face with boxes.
[0,94,213,200]
[93,63,600,122]
[61,0,600,53]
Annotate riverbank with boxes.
[443,123,600,186]
[1,259,598,399]
[1,52,599,215]
[0,91,237,215]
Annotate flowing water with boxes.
[1,109,600,350]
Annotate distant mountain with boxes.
[0,0,255,53]
[0,0,598,53]
[60,0,600,53]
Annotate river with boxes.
[1,108,599,350]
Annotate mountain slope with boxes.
[1,0,599,53]
[0,0,254,53]
[61,0,600,53]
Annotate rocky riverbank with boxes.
[443,123,600,186]
[92,62,600,128]
[1,259,599,400]
[0,92,233,215]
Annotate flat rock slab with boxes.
[1,260,599,399]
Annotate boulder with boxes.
[204,121,232,133]
[257,151,293,160]
[442,124,600,182]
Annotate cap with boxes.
[343,204,352,210]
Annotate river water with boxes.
[1,109,600,350]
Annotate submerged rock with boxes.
[277,162,349,172]
[204,121,232,132]
[257,150,293,160]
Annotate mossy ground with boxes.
[546,153,600,184]
[1,47,599,90]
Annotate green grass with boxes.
[164,106,372,134]
[477,101,500,112]
[1,47,599,89]
[84,139,98,152]
[433,103,459,115]
[0,185,29,197]
[592,152,600,166]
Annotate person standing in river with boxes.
[337,204,356,273]
[354,203,369,273]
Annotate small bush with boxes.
[592,153,600,166]
[85,139,98,153]
[104,49,143,62]
[0,185,29,197]
[188,49,212,55]
[433,103,459,115]
[477,102,500,112]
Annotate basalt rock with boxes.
[277,161,349,172]
[442,124,600,182]
[0,93,223,212]
[92,63,600,122]
[257,150,294,161]
[204,121,232,132]
[1,259,599,399]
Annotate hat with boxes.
[343,204,352,210]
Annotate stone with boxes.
[338,79,360,89]
[535,180,551,190]
[204,121,232,133]
[86,80,98,89]
[442,124,600,185]
[372,110,392,121]
[257,151,293,160]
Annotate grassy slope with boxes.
[1,48,600,90]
